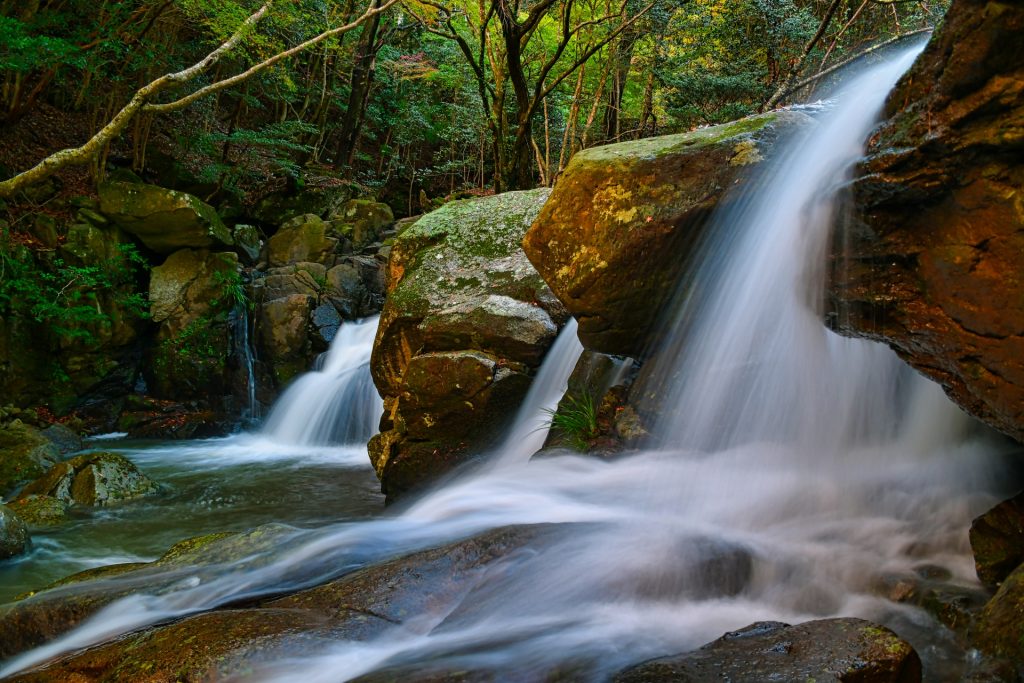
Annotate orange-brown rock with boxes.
[523,111,811,357]
[828,0,1024,441]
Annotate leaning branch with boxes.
[762,0,843,112]
[0,0,395,199]
[145,0,399,114]
[777,27,932,103]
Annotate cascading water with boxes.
[3,45,1019,681]
[261,316,383,446]
[231,302,259,422]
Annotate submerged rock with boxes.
[827,0,1024,441]
[0,422,60,498]
[15,451,156,507]
[369,189,567,499]
[0,504,30,559]
[523,110,811,357]
[613,618,921,682]
[98,181,233,254]
[1,525,550,674]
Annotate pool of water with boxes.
[0,433,384,604]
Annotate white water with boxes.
[3,46,1018,680]
[232,303,259,422]
[260,316,383,446]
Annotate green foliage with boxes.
[211,269,249,311]
[0,16,82,72]
[0,237,149,345]
[545,392,600,452]
[152,315,226,383]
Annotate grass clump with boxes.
[545,392,600,452]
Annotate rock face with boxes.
[98,181,234,254]
[369,190,567,498]
[613,619,921,683]
[15,451,156,507]
[0,422,60,497]
[827,0,1024,441]
[523,111,810,357]
[0,504,30,559]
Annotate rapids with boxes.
[2,44,1019,681]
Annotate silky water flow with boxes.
[2,44,1018,681]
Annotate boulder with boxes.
[232,223,263,264]
[0,422,60,497]
[330,199,395,249]
[39,423,82,455]
[369,190,568,499]
[98,181,233,254]
[613,618,921,682]
[970,491,1024,591]
[251,183,357,226]
[256,292,314,385]
[5,495,68,527]
[827,0,1024,441]
[0,504,30,559]
[267,214,338,267]
[523,111,811,357]
[15,451,156,507]
[148,249,239,399]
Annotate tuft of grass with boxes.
[545,392,599,452]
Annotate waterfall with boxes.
[4,45,1016,681]
[231,302,259,423]
[493,318,584,464]
[260,316,383,446]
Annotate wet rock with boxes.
[523,111,811,357]
[312,302,342,346]
[5,494,68,527]
[232,223,263,264]
[116,396,222,439]
[1,525,549,673]
[370,190,568,499]
[974,562,1024,668]
[0,504,30,559]
[39,423,83,455]
[98,181,233,254]
[613,618,921,682]
[827,0,1024,441]
[15,451,156,507]
[267,213,338,267]
[970,490,1024,591]
[0,422,60,497]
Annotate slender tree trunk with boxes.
[336,0,384,168]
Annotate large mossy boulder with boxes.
[15,451,156,508]
[0,422,60,497]
[523,111,810,357]
[267,213,338,267]
[0,504,30,559]
[98,181,233,254]
[369,190,568,499]
[613,619,920,683]
[331,199,395,250]
[148,248,239,399]
[827,0,1024,441]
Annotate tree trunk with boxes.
[335,0,384,168]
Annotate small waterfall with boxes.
[494,318,584,464]
[261,316,383,446]
[231,302,259,422]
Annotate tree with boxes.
[0,0,398,199]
